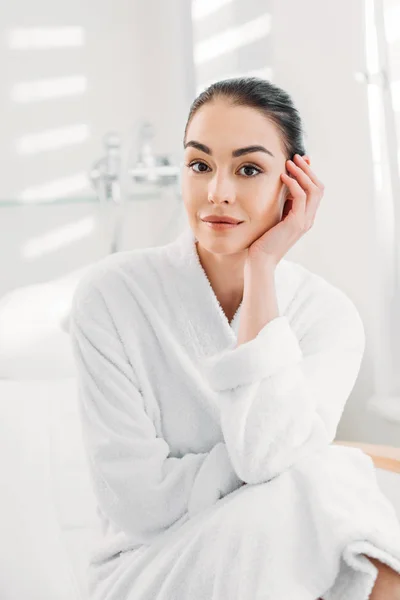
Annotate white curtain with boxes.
[360,0,400,419]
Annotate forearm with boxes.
[236,258,279,347]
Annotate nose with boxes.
[207,171,235,204]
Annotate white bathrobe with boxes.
[69,225,400,600]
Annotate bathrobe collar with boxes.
[165,225,288,357]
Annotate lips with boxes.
[201,216,243,224]
[202,220,243,231]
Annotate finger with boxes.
[292,156,324,225]
[286,160,322,225]
[293,154,324,189]
[287,165,322,229]
[281,172,307,219]
[287,160,317,195]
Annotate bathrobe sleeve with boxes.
[69,274,244,541]
[199,278,366,485]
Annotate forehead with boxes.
[185,99,283,156]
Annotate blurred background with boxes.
[1,0,400,598]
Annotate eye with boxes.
[186,161,262,177]
[186,160,210,173]
[238,164,262,177]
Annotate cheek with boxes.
[181,172,199,195]
[181,183,200,217]
[251,179,282,209]
[181,177,192,207]
[245,193,274,218]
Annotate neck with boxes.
[195,241,246,308]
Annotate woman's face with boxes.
[181,98,290,255]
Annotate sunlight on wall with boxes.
[382,3,400,44]
[6,25,90,204]
[19,173,91,203]
[11,76,87,103]
[192,0,234,21]
[366,0,384,194]
[21,216,96,260]
[365,0,395,264]
[15,124,90,154]
[194,13,271,65]
[7,26,85,49]
[392,81,400,112]
[196,66,274,95]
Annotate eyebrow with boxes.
[184,140,274,158]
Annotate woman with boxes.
[69,77,400,600]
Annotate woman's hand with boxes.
[246,154,325,267]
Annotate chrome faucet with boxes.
[88,131,123,253]
[128,120,180,186]
[89,131,122,204]
[87,122,182,253]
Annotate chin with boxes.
[197,229,249,255]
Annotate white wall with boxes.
[0,0,194,199]
[0,0,193,295]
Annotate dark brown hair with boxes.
[183,76,307,161]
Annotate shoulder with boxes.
[280,258,365,351]
[71,245,164,316]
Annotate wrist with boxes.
[244,254,276,278]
